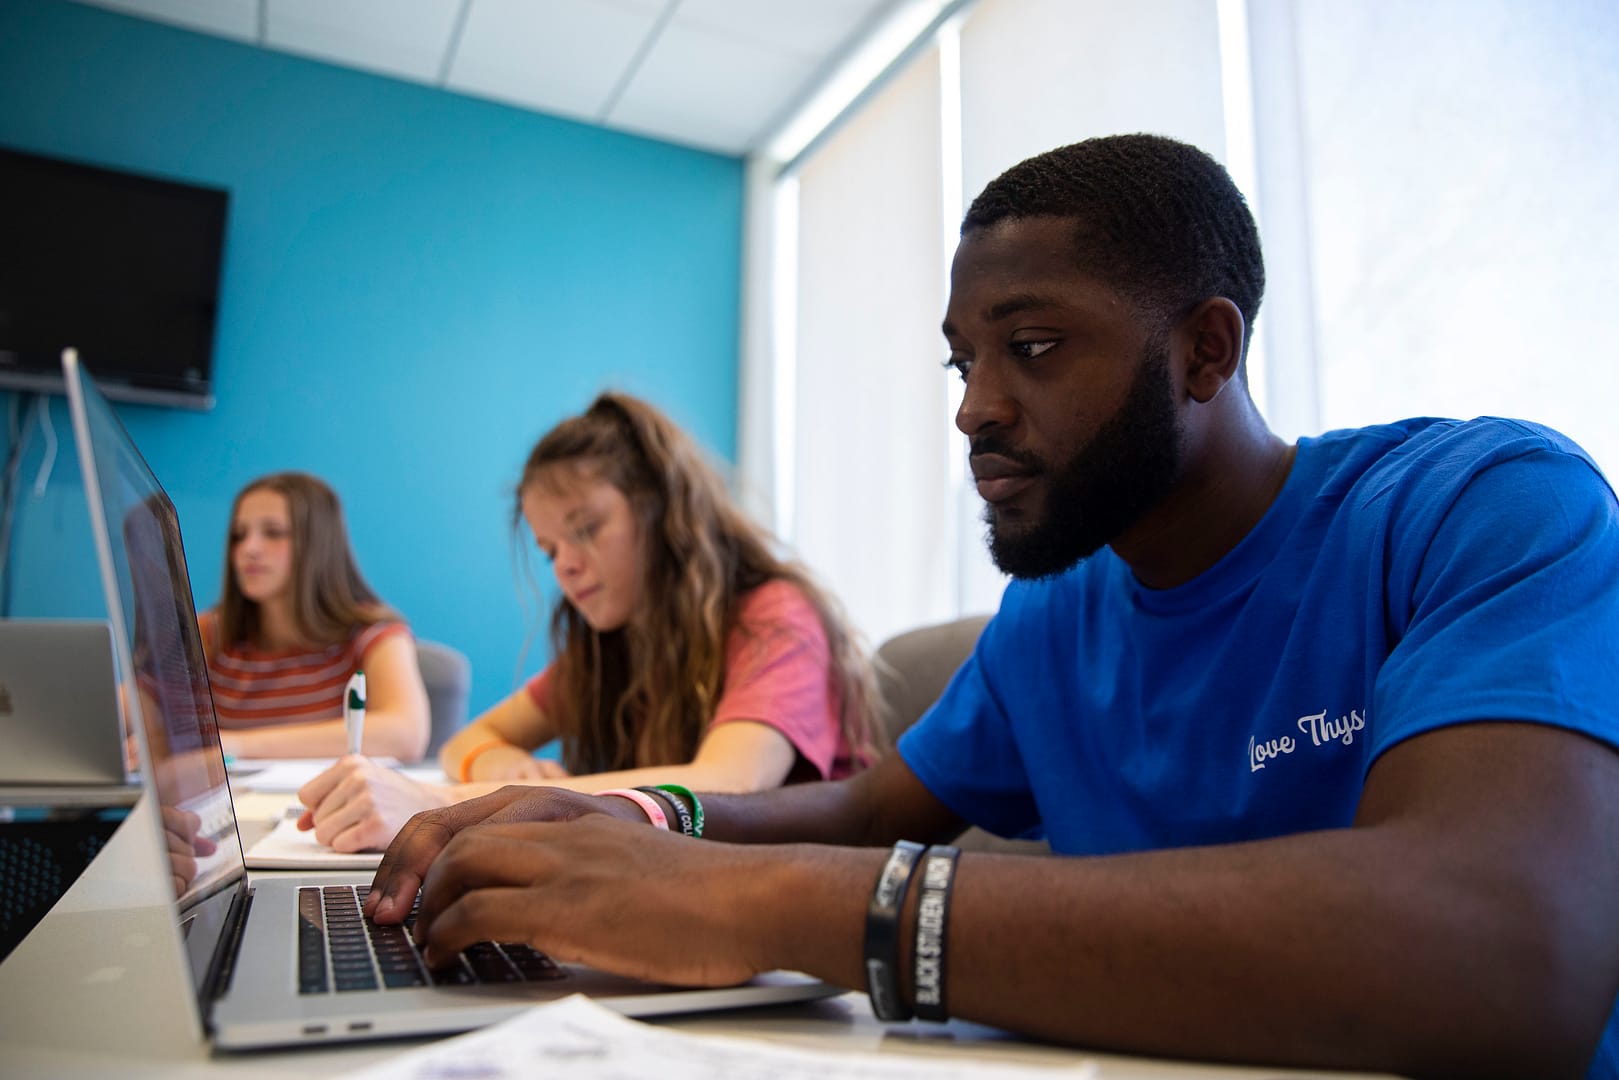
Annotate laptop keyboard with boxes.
[297,884,564,994]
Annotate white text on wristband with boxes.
[912,845,959,1021]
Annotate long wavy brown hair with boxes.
[520,393,884,775]
[215,472,396,648]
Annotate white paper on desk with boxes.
[340,993,1097,1080]
[243,812,385,869]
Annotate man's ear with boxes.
[1179,298,1246,404]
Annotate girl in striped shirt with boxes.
[199,472,430,762]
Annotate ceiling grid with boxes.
[68,0,906,155]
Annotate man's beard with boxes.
[980,344,1183,580]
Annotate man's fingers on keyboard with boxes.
[372,793,528,897]
[414,828,565,941]
[368,814,454,919]
[419,887,542,969]
[370,790,537,917]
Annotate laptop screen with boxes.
[63,350,247,988]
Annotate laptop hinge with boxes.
[199,882,254,1023]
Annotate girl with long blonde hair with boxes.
[295,393,882,852]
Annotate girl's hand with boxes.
[296,755,451,853]
[466,744,562,782]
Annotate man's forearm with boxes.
[700,755,963,847]
[700,779,874,844]
[745,823,1604,1080]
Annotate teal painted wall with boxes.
[0,0,745,724]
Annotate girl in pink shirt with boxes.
[298,393,882,852]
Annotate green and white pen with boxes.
[344,670,367,756]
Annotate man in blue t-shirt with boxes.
[369,135,1619,1079]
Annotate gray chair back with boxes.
[415,638,471,757]
[875,615,992,742]
[874,615,1048,855]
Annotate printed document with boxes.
[341,992,1097,1080]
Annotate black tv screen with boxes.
[0,146,228,409]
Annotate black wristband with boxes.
[864,839,925,1022]
[912,845,960,1022]
[634,786,694,837]
[653,784,704,838]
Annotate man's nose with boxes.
[955,358,1017,437]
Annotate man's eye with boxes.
[942,356,972,381]
[1011,340,1056,360]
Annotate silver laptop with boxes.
[57,349,836,1050]
[0,619,129,786]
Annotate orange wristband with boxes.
[457,738,511,782]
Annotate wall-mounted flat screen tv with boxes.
[0,146,228,410]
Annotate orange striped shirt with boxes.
[198,610,410,730]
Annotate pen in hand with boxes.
[344,670,367,757]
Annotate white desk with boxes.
[4,990,1403,1079]
[1,779,1406,1080]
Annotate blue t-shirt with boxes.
[899,417,1619,1075]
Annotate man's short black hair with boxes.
[963,134,1265,349]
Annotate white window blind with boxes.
[1259,0,1619,477]
[790,47,956,648]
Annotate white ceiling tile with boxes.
[263,0,463,84]
[445,0,663,122]
[67,0,259,42]
[674,0,896,62]
[610,17,819,154]
[60,0,916,157]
